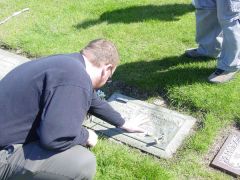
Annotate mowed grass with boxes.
[0,0,239,179]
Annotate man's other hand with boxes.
[86,129,98,147]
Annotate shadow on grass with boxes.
[74,3,194,29]
[234,116,240,130]
[103,55,215,101]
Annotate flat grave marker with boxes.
[211,130,240,177]
[84,93,196,158]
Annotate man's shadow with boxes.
[74,4,194,29]
[108,55,215,99]
[96,55,215,143]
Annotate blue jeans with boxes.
[0,142,96,180]
[194,0,240,71]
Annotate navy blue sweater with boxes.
[0,53,125,151]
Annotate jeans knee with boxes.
[71,147,96,180]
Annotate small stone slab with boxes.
[0,49,29,80]
[84,93,196,158]
[211,130,240,177]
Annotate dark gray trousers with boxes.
[0,142,96,180]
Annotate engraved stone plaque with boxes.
[211,131,240,176]
[84,93,196,158]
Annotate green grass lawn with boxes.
[0,0,239,179]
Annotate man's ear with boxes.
[105,64,113,72]
[101,64,112,78]
[101,64,112,79]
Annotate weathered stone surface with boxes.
[211,130,240,177]
[84,93,196,158]
[0,49,29,79]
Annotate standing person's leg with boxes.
[185,0,222,58]
[0,142,96,180]
[208,0,240,83]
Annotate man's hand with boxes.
[120,118,149,133]
[86,129,98,147]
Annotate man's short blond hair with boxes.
[80,39,120,67]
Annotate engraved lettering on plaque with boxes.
[84,93,196,158]
[211,131,240,176]
[108,96,183,148]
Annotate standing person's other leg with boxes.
[0,142,96,180]
[208,0,240,83]
[185,0,222,58]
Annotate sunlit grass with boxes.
[0,0,238,179]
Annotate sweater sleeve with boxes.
[88,90,125,127]
[38,85,90,151]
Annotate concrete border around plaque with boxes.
[211,130,240,177]
[84,93,196,158]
